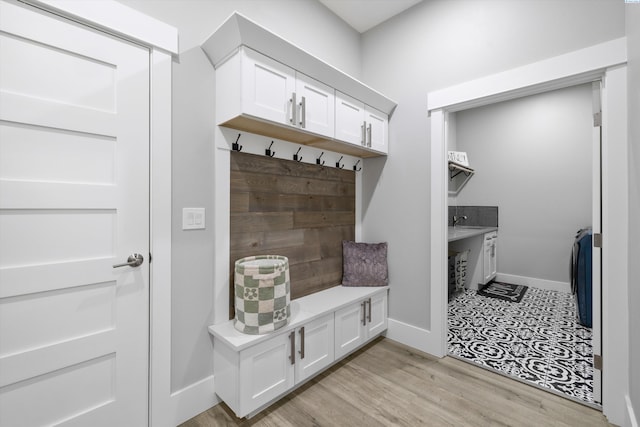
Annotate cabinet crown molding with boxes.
[201,11,397,116]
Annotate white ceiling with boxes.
[318,0,423,33]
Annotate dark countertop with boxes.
[448,226,498,242]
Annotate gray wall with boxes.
[360,0,625,329]
[120,0,361,393]
[454,84,593,284]
[626,3,640,422]
[120,0,631,405]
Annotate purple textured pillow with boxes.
[342,241,389,287]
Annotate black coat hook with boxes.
[316,151,325,166]
[232,133,243,152]
[293,147,303,162]
[336,156,344,169]
[265,141,275,157]
[353,160,362,172]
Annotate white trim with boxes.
[626,394,639,427]
[149,49,174,427]
[429,109,447,359]
[213,138,231,325]
[600,65,629,426]
[385,318,441,356]
[171,375,220,426]
[427,37,625,112]
[428,38,628,425]
[494,273,570,294]
[25,0,178,54]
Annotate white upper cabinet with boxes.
[335,92,366,146]
[241,47,296,126]
[239,48,335,139]
[295,72,335,138]
[365,105,388,154]
[336,91,388,154]
[202,12,396,158]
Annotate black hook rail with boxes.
[265,141,275,157]
[232,133,243,152]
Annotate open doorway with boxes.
[427,38,628,422]
[444,83,600,406]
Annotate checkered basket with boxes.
[234,255,290,334]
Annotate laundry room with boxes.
[445,82,597,404]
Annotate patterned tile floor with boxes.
[447,286,596,405]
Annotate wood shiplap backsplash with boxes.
[229,152,355,318]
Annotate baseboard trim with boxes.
[170,374,219,425]
[386,318,444,357]
[626,394,639,427]
[495,273,570,293]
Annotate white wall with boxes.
[454,84,592,285]
[360,0,624,330]
[626,4,640,426]
[119,0,361,394]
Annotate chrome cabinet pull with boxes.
[290,92,297,125]
[299,327,305,359]
[289,331,296,365]
[367,123,372,147]
[361,301,367,326]
[299,96,306,128]
[361,121,366,146]
[113,253,144,268]
[367,298,372,323]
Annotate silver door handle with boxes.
[361,121,366,146]
[361,301,367,326]
[113,253,144,268]
[290,92,297,125]
[299,96,306,128]
[367,298,372,323]
[367,123,372,147]
[289,331,296,365]
[299,326,305,359]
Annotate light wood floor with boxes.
[181,337,613,427]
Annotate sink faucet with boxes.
[453,215,468,226]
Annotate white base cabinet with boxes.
[483,231,498,284]
[236,313,333,415]
[334,292,387,359]
[210,286,388,418]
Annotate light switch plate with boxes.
[182,207,205,230]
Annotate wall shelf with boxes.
[448,161,474,194]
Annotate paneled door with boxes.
[0,1,150,426]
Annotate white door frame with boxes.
[20,1,178,426]
[428,38,628,424]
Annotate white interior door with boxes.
[0,1,150,426]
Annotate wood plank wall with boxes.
[230,152,355,318]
